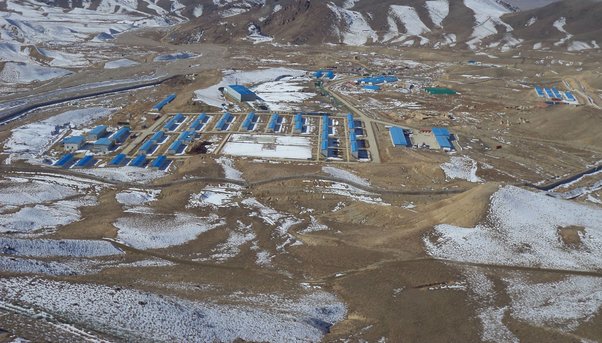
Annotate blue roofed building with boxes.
[224,85,257,102]
[432,127,453,151]
[293,114,303,134]
[54,153,74,168]
[74,155,95,168]
[152,93,176,111]
[241,112,256,131]
[138,140,156,155]
[93,137,115,153]
[110,127,130,143]
[109,153,127,166]
[215,112,233,131]
[389,127,409,147]
[267,113,279,133]
[167,140,185,154]
[177,131,196,143]
[63,136,85,152]
[189,113,208,131]
[86,125,107,141]
[129,155,147,167]
[150,155,168,170]
[149,131,165,143]
[357,76,398,85]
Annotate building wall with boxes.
[93,144,112,153]
[64,143,81,152]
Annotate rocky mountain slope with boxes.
[1,0,601,65]
[165,0,602,51]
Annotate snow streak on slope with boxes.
[386,5,431,45]
[463,0,513,49]
[1,0,172,46]
[0,62,71,84]
[425,186,602,272]
[0,277,346,342]
[425,0,450,28]
[440,156,482,183]
[114,213,224,249]
[553,17,574,47]
[328,3,378,46]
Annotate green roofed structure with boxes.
[425,87,457,95]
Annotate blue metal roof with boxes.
[190,113,208,130]
[177,131,195,142]
[95,137,113,146]
[228,85,256,96]
[215,113,232,131]
[390,127,408,147]
[63,136,85,145]
[168,140,184,153]
[110,127,130,142]
[350,140,358,153]
[109,153,127,166]
[565,91,576,101]
[75,155,94,167]
[89,125,107,135]
[54,153,74,167]
[267,113,279,131]
[363,85,380,91]
[294,114,303,132]
[314,70,323,78]
[163,114,184,131]
[151,155,167,169]
[139,140,155,153]
[435,135,453,149]
[358,76,398,84]
[432,127,450,137]
[321,139,328,151]
[347,113,355,129]
[129,155,147,167]
[150,131,165,142]
[152,93,176,111]
[325,70,335,79]
[242,112,255,131]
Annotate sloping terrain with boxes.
[163,0,602,51]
